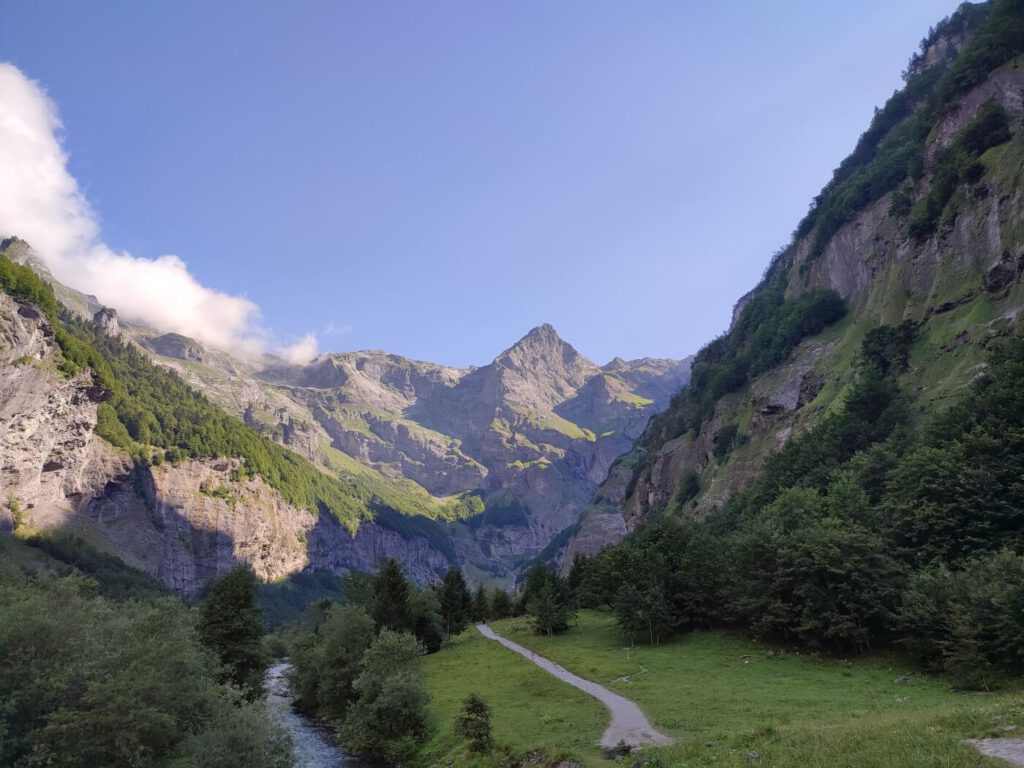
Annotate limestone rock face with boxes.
[0,270,690,592]
[571,53,1024,564]
[245,324,691,584]
[0,294,109,516]
[147,333,206,361]
[75,453,450,597]
[0,290,453,594]
[92,307,121,338]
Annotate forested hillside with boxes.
[571,0,1024,535]
[565,0,1024,686]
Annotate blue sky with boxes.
[1,1,960,367]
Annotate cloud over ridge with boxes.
[0,62,318,362]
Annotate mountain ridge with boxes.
[0,239,691,590]
[560,0,1024,567]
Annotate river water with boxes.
[266,662,353,768]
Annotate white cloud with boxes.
[279,333,319,364]
[0,62,318,363]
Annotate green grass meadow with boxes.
[423,611,1024,767]
[421,624,608,765]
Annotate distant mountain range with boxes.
[0,236,690,590]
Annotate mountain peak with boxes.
[499,323,581,362]
[522,322,559,341]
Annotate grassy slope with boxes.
[421,627,608,766]
[430,611,1023,767]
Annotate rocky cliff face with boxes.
[250,324,691,584]
[0,293,109,517]
[571,15,1024,559]
[0,291,452,595]
[0,245,691,592]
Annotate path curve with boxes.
[476,624,674,749]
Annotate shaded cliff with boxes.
[0,282,453,596]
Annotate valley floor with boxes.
[423,610,1024,767]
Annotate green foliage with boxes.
[454,693,493,754]
[437,567,472,639]
[6,495,24,531]
[489,587,513,620]
[520,565,574,635]
[471,584,489,623]
[735,487,905,650]
[902,550,1024,689]
[613,583,676,647]
[712,423,743,462]
[95,402,132,450]
[20,532,167,600]
[886,332,1024,564]
[289,604,375,719]
[341,570,378,613]
[408,586,445,653]
[341,630,430,764]
[373,558,412,632]
[0,563,289,768]
[647,289,846,443]
[0,254,59,318]
[672,469,701,509]
[198,568,267,699]
[796,0,1024,257]
[907,100,1012,239]
[0,255,114,387]
[591,324,1024,674]
[288,567,446,760]
[734,323,917,515]
[171,697,293,768]
[579,517,731,640]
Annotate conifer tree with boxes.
[197,567,266,698]
[437,567,471,638]
[372,559,411,633]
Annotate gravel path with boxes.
[476,624,674,749]
[967,738,1024,766]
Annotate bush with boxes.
[0,566,288,768]
[341,630,430,763]
[902,551,1024,689]
[289,604,375,720]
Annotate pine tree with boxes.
[437,567,471,638]
[197,568,266,698]
[372,559,411,633]
[471,584,489,623]
[455,693,493,754]
[490,588,513,619]
[531,583,567,636]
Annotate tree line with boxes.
[286,559,526,763]
[567,325,1024,689]
[0,538,290,768]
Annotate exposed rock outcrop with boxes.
[92,307,121,338]
[148,332,206,362]
[583,43,1024,557]
[0,290,452,594]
